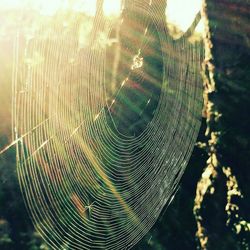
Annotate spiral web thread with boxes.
[11,0,204,249]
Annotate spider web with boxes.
[9,0,204,249]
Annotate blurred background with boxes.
[0,0,249,249]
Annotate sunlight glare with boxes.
[36,0,67,16]
[166,0,203,33]
[0,0,22,9]
[0,0,68,16]
[0,0,97,16]
[103,0,122,17]
[72,0,96,16]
